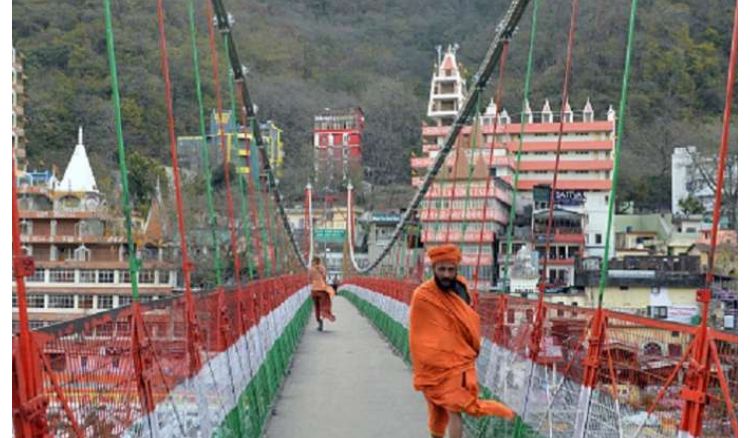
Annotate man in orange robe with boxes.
[309,256,336,331]
[409,244,514,438]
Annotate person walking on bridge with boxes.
[409,244,515,438]
[309,256,336,331]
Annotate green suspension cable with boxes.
[458,104,483,279]
[267,184,283,275]
[597,0,639,307]
[259,186,273,277]
[240,110,272,277]
[103,0,141,300]
[423,127,453,281]
[223,50,258,280]
[248,133,271,278]
[187,0,224,287]
[220,31,270,278]
[501,0,540,290]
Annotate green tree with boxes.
[126,150,167,215]
[678,195,705,215]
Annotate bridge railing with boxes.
[343,277,738,438]
[14,274,310,437]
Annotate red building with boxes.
[313,107,365,184]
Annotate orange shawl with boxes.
[309,265,334,298]
[408,277,514,419]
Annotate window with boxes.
[50,269,75,283]
[619,286,629,290]
[668,343,682,357]
[119,270,131,283]
[80,356,88,370]
[27,294,45,308]
[98,295,114,310]
[79,270,96,283]
[73,245,91,262]
[138,270,154,284]
[29,321,46,330]
[116,321,131,334]
[12,293,17,308]
[643,342,663,356]
[506,310,515,324]
[20,220,32,235]
[49,353,66,372]
[78,295,94,309]
[595,234,602,244]
[158,271,171,285]
[48,294,75,309]
[28,269,45,282]
[648,306,668,320]
[98,270,114,283]
[62,246,76,261]
[118,295,132,307]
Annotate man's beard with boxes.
[435,277,456,291]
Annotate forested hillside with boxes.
[13,0,736,210]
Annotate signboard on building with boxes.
[314,228,346,243]
[532,186,586,207]
[609,270,656,279]
[555,190,586,206]
[371,213,401,223]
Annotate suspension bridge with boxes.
[11,0,738,437]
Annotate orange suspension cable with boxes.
[532,0,579,360]
[155,0,201,375]
[538,0,579,294]
[705,3,737,286]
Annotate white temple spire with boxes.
[59,126,98,193]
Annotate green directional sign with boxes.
[314,228,346,243]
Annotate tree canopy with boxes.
[13,0,737,210]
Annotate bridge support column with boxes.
[130,302,157,434]
[12,332,47,438]
[573,308,606,438]
[677,288,712,438]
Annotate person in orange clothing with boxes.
[409,244,515,438]
[309,256,336,331]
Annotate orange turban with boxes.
[427,244,462,265]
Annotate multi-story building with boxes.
[12,129,179,333]
[412,46,614,288]
[419,133,512,289]
[571,255,705,325]
[413,97,616,259]
[177,110,284,179]
[671,145,737,220]
[313,107,365,186]
[13,47,27,176]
